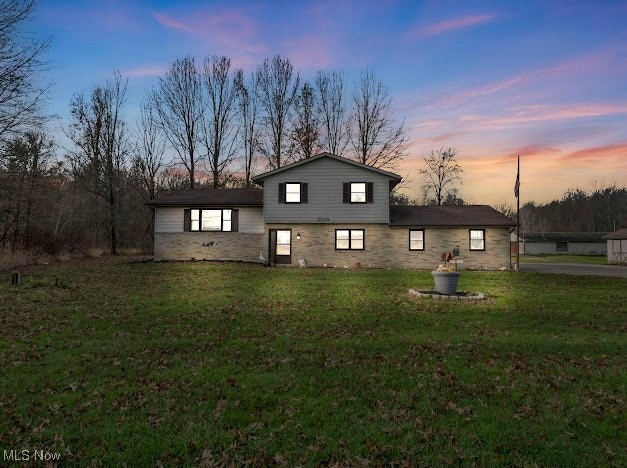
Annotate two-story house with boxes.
[149,153,515,269]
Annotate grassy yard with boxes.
[518,254,608,265]
[0,261,625,466]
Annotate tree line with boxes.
[517,184,627,233]
[0,1,411,254]
[1,1,624,259]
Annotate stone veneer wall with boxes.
[154,225,512,270]
[267,224,512,270]
[154,232,265,263]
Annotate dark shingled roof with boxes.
[603,228,627,240]
[147,188,263,207]
[522,232,609,242]
[389,205,515,227]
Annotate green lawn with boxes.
[1,262,625,466]
[518,254,608,265]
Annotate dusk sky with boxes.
[35,0,627,205]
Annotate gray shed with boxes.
[603,229,627,265]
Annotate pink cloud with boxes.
[563,143,627,163]
[426,76,526,108]
[409,133,459,146]
[152,11,194,32]
[424,48,626,112]
[505,144,562,160]
[150,8,265,69]
[410,119,448,132]
[151,8,257,39]
[460,103,627,128]
[407,14,497,41]
[123,66,168,78]
[284,35,334,70]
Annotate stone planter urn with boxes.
[432,251,461,295]
[432,271,461,295]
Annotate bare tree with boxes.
[443,188,466,206]
[0,0,50,141]
[290,82,320,160]
[0,130,54,247]
[66,71,128,254]
[202,55,238,188]
[256,55,300,169]
[151,56,203,188]
[131,99,165,201]
[350,70,408,169]
[494,202,515,219]
[316,70,349,156]
[419,147,463,206]
[234,69,260,186]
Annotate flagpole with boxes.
[516,155,520,273]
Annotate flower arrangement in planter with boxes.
[432,251,461,295]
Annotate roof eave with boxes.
[146,202,263,207]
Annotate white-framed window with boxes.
[409,229,424,251]
[469,229,485,251]
[191,209,200,231]
[285,183,301,203]
[190,209,232,232]
[350,183,366,203]
[202,209,221,231]
[335,229,365,250]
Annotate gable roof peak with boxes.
[252,152,402,183]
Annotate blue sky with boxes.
[35,0,627,204]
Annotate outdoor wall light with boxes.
[296,232,301,240]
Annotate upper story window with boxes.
[409,229,425,251]
[185,209,237,232]
[285,183,301,203]
[351,183,366,203]
[279,182,308,203]
[469,229,485,251]
[343,182,373,203]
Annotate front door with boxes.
[272,229,292,265]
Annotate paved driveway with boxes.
[520,262,627,278]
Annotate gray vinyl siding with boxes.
[155,208,183,233]
[238,208,264,233]
[262,157,392,223]
[154,207,264,233]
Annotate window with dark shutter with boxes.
[183,209,191,232]
[285,183,301,203]
[366,182,374,203]
[343,183,349,203]
[278,183,286,203]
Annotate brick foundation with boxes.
[154,232,266,263]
